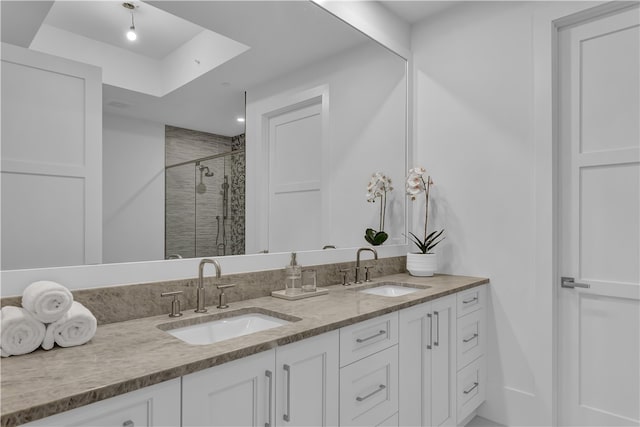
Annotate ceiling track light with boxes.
[123,3,137,42]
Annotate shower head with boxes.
[199,165,214,177]
[196,164,209,194]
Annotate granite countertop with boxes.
[1,273,488,426]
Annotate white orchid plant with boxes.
[406,167,444,254]
[365,172,393,246]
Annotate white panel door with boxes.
[182,350,275,427]
[267,102,323,253]
[558,6,640,426]
[275,330,339,426]
[1,43,102,269]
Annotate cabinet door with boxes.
[275,330,339,426]
[430,295,456,427]
[398,295,457,427]
[182,350,275,427]
[24,378,180,427]
[398,301,431,427]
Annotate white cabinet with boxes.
[399,295,457,427]
[340,345,399,427]
[182,350,275,427]
[20,285,488,427]
[455,286,487,422]
[275,330,339,426]
[339,311,398,367]
[24,378,180,427]
[339,312,400,427]
[182,331,340,427]
[456,356,485,422]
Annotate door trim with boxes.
[533,2,637,425]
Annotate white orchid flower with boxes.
[366,171,394,234]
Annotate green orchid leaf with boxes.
[365,228,377,244]
[371,231,388,246]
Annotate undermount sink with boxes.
[357,282,430,297]
[159,309,298,345]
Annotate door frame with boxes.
[532,2,637,425]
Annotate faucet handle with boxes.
[216,284,236,309]
[339,269,351,286]
[161,291,183,317]
[364,266,373,282]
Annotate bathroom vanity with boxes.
[1,273,487,427]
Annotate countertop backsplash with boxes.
[0,256,406,325]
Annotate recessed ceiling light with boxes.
[237,117,245,123]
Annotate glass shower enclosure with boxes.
[165,149,245,259]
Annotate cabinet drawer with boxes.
[340,312,398,367]
[456,285,486,318]
[340,346,398,427]
[457,309,485,370]
[456,355,486,422]
[24,378,181,427]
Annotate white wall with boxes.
[246,42,407,253]
[411,2,569,425]
[103,113,165,264]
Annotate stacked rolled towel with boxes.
[0,306,46,357]
[42,301,97,350]
[22,280,74,323]
[0,280,97,357]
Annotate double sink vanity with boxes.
[1,271,488,427]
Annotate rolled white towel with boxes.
[42,301,97,350]
[0,306,46,357]
[22,280,74,323]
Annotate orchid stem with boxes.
[423,176,430,241]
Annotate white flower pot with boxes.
[406,252,437,277]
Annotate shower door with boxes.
[165,150,245,259]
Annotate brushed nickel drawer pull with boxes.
[463,382,479,394]
[427,313,433,349]
[283,364,291,422]
[463,333,479,343]
[434,311,440,347]
[265,370,273,427]
[462,296,478,304]
[356,330,386,343]
[356,384,386,402]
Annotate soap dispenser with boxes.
[285,252,302,295]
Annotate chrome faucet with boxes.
[196,258,222,313]
[355,247,378,284]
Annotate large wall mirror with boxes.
[1,0,407,272]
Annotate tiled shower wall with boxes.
[165,126,245,259]
[229,134,246,255]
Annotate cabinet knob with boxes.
[122,420,134,427]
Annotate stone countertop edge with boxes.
[0,273,488,427]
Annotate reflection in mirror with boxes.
[165,128,246,258]
[0,1,407,271]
